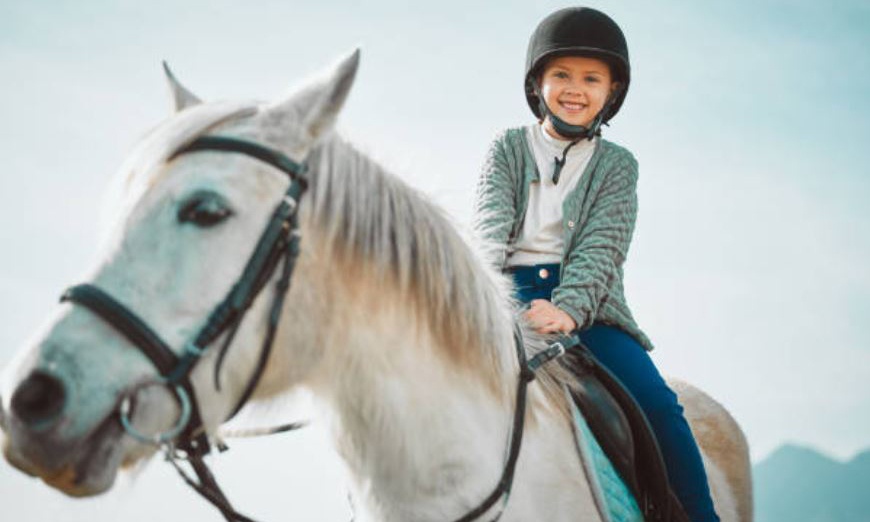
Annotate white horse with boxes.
[0,51,752,522]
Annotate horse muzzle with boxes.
[1,370,131,497]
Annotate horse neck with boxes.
[297,135,523,520]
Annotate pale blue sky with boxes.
[1,0,868,519]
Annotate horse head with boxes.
[0,50,361,497]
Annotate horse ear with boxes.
[267,48,360,144]
[162,61,202,112]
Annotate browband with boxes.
[171,135,308,184]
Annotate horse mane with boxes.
[303,134,576,417]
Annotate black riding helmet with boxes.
[525,7,631,140]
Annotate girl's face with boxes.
[538,55,620,138]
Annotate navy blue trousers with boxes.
[510,264,720,522]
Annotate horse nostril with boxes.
[10,371,67,429]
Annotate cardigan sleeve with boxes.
[551,151,639,330]
[472,131,518,268]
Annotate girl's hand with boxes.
[524,299,577,334]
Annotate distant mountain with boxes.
[753,444,870,522]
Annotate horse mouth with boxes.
[60,412,129,496]
[4,408,129,497]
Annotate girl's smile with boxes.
[538,55,619,138]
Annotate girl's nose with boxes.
[564,82,584,95]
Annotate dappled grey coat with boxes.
[473,126,654,352]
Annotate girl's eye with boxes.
[554,71,570,79]
[585,76,600,83]
[177,190,233,228]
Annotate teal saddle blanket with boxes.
[568,388,644,522]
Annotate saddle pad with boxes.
[568,388,643,522]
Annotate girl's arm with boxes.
[551,152,639,330]
[472,131,518,268]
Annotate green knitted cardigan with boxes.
[473,126,654,352]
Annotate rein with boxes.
[58,135,563,522]
[449,328,564,522]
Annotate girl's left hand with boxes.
[524,299,577,334]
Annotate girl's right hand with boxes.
[525,299,577,334]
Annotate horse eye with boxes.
[177,191,233,227]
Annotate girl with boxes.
[472,7,721,522]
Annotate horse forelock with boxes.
[101,101,259,229]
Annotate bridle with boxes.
[61,135,307,522]
[59,135,564,522]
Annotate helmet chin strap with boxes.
[547,107,604,141]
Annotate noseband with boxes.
[59,135,561,522]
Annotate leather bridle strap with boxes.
[178,136,307,355]
[61,285,179,376]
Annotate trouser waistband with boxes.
[505,263,561,303]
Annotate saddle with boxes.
[552,335,691,522]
